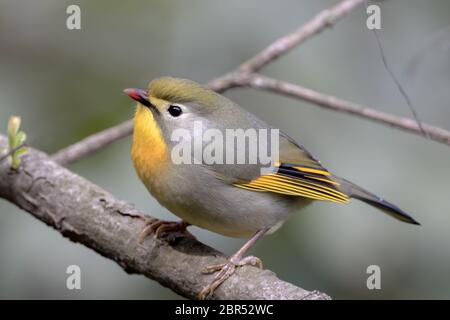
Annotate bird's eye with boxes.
[168,105,182,117]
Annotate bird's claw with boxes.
[138,217,191,243]
[198,255,263,300]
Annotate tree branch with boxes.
[51,119,133,165]
[0,135,330,300]
[238,0,365,73]
[243,74,450,145]
[208,0,365,90]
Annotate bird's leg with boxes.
[198,227,270,300]
[138,216,192,242]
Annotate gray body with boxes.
[146,94,314,237]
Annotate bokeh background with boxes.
[0,0,449,299]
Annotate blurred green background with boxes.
[0,0,449,299]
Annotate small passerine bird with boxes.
[124,77,419,299]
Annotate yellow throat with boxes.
[131,105,169,185]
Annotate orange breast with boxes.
[131,105,169,188]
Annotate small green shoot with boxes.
[5,116,28,169]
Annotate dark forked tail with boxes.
[338,178,420,225]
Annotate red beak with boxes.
[124,88,151,107]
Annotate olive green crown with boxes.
[148,77,222,107]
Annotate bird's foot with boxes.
[138,217,192,243]
[198,255,263,300]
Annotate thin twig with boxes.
[364,0,428,139]
[51,120,133,165]
[244,74,450,145]
[209,0,365,90]
[238,0,365,73]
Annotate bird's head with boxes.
[124,77,226,133]
[125,77,237,165]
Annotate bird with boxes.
[124,77,419,299]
